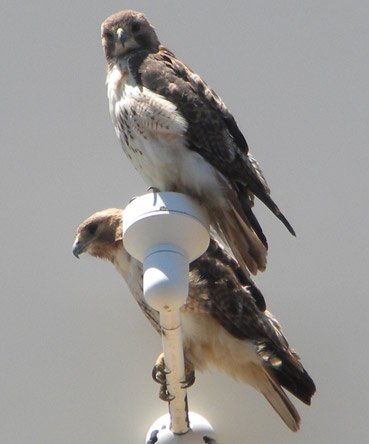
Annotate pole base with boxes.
[146,412,217,443]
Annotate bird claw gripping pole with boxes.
[123,192,218,443]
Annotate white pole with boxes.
[123,192,217,442]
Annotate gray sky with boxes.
[2,1,369,443]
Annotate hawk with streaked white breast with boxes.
[73,208,315,431]
[101,10,295,275]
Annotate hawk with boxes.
[101,10,295,276]
[73,208,315,431]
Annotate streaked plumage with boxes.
[101,10,295,275]
[73,208,315,431]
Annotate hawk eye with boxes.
[86,222,98,235]
[104,31,114,42]
[131,22,141,33]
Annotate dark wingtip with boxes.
[278,212,296,237]
[245,182,296,238]
[265,347,316,405]
[237,190,269,248]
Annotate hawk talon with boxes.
[152,353,171,386]
[152,353,195,402]
[180,369,195,389]
[154,367,173,402]
[152,365,169,385]
[159,386,175,402]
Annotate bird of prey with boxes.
[73,208,315,431]
[101,10,295,276]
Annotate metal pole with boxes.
[159,309,189,433]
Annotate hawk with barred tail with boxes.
[101,10,295,275]
[73,208,315,432]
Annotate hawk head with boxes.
[73,208,122,261]
[101,10,160,62]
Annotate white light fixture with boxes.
[123,192,217,443]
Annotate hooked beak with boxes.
[72,239,84,259]
[116,28,127,46]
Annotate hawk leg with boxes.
[152,353,195,402]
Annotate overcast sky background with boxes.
[2,1,369,443]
